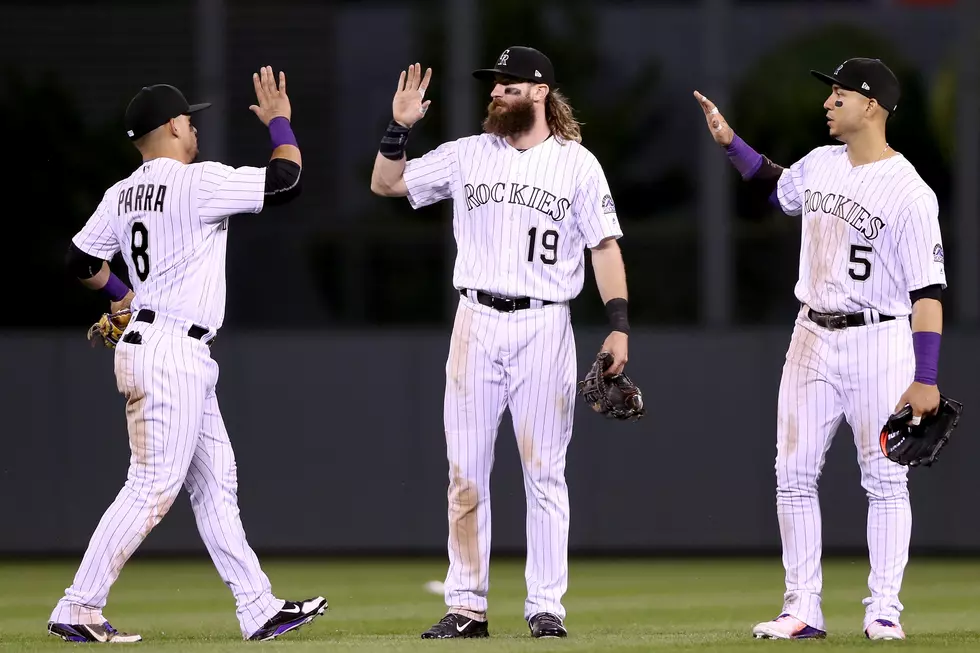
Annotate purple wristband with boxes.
[912,331,941,385]
[725,132,764,180]
[269,117,298,149]
[101,273,130,302]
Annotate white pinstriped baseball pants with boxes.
[442,295,576,621]
[49,315,283,638]
[775,308,913,631]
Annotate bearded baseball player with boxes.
[371,47,630,639]
[695,58,947,641]
[51,68,326,643]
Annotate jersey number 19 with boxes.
[527,227,559,265]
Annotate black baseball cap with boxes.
[124,84,211,140]
[473,46,557,87]
[811,58,900,113]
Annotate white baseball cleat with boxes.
[865,619,906,640]
[752,613,827,639]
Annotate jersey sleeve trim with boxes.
[575,155,623,248]
[404,140,460,209]
[198,162,266,222]
[71,192,121,259]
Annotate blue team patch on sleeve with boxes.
[601,194,616,214]
[933,243,944,263]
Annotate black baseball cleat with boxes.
[528,612,568,638]
[421,613,489,639]
[247,596,327,641]
[48,621,142,643]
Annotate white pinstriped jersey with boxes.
[72,157,266,330]
[776,145,946,317]
[404,134,622,302]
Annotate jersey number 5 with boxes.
[848,244,872,281]
[131,221,150,282]
[527,227,559,265]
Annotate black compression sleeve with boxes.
[910,284,943,304]
[264,158,302,206]
[65,242,107,279]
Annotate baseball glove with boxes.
[577,351,645,421]
[879,394,963,467]
[86,308,133,349]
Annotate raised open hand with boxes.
[392,63,432,129]
[693,90,733,147]
[249,66,291,126]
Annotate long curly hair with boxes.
[545,89,582,143]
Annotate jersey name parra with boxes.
[72,158,266,330]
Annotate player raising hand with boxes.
[392,62,433,128]
[696,59,948,642]
[51,69,325,644]
[693,91,733,146]
[371,47,632,640]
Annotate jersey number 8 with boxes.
[131,221,150,282]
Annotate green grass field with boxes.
[1,557,978,651]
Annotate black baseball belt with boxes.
[806,306,895,330]
[459,288,554,313]
[133,309,213,343]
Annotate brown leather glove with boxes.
[86,309,133,349]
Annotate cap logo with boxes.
[126,130,135,137]
[497,49,510,67]
[861,81,871,91]
[534,70,542,78]
[834,63,844,75]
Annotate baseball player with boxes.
[50,68,327,643]
[371,47,631,639]
[695,58,947,641]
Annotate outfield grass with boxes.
[0,557,978,651]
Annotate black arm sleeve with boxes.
[65,242,107,280]
[725,135,786,209]
[910,284,943,305]
[751,156,785,197]
[740,157,785,211]
[264,158,302,206]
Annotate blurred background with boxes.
[1,0,978,558]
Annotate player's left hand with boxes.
[895,382,941,425]
[110,289,135,316]
[600,331,628,376]
[249,66,291,126]
[693,91,734,147]
[87,308,132,349]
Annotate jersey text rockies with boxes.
[803,189,885,241]
[465,182,571,221]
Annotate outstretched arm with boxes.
[248,66,302,205]
[693,91,787,210]
[371,63,433,197]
